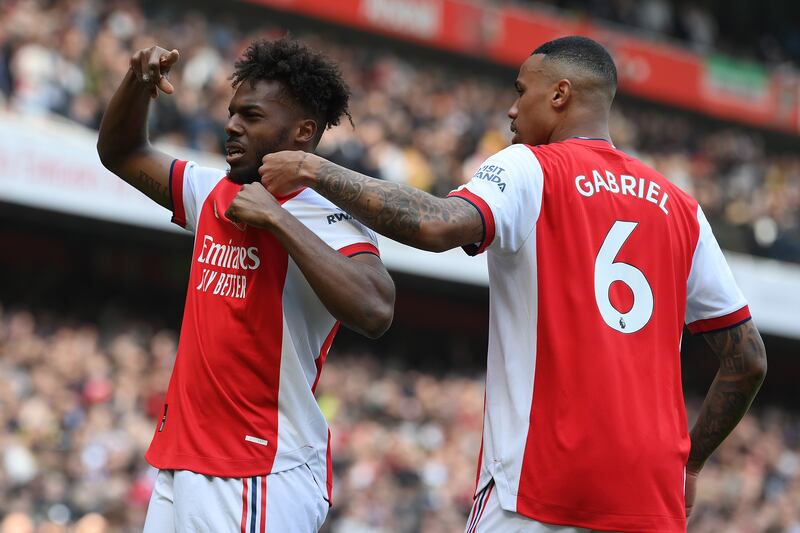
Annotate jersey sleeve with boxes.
[447,144,543,255]
[284,191,380,257]
[169,159,225,234]
[685,206,751,334]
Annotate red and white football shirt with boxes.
[449,139,749,532]
[145,160,379,502]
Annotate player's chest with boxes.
[190,186,288,301]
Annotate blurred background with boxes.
[0,0,799,531]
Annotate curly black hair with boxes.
[232,37,352,140]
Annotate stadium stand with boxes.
[1,0,798,263]
[502,0,800,67]
[1,305,799,532]
[1,0,799,531]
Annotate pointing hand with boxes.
[129,46,180,99]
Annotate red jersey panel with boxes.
[146,161,380,496]
[449,140,749,532]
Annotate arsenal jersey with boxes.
[449,139,750,532]
[145,160,379,503]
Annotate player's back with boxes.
[521,139,697,530]
[452,138,749,532]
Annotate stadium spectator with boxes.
[0,1,798,528]
[1,0,797,263]
[0,305,798,531]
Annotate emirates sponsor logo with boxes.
[197,235,261,270]
[195,235,261,299]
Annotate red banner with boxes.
[244,0,800,134]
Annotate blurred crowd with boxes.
[518,0,800,66]
[1,0,799,263]
[2,304,800,532]
[1,3,798,531]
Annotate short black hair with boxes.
[232,37,352,138]
[532,36,617,92]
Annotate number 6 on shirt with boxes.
[594,220,654,334]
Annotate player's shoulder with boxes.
[181,160,228,185]
[621,154,704,232]
[477,144,543,185]
[282,188,368,230]
[626,155,699,210]
[488,143,539,165]
[181,160,226,176]
[524,139,601,173]
[282,187,339,212]
[529,138,621,161]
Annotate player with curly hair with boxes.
[97,38,395,532]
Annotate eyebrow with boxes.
[229,104,265,114]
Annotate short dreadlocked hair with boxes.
[231,37,352,143]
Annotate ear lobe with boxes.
[295,119,318,145]
[551,79,571,110]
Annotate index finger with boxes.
[159,49,180,68]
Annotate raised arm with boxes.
[685,320,767,515]
[97,46,181,209]
[259,152,484,252]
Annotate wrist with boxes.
[258,205,288,231]
[299,153,322,190]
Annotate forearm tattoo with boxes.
[688,321,766,469]
[137,170,168,203]
[315,160,482,249]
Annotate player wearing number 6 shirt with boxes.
[259,36,767,532]
[97,38,395,532]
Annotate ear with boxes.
[551,79,572,110]
[294,118,318,146]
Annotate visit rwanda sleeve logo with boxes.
[327,211,354,224]
[473,164,507,192]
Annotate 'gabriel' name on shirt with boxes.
[575,169,670,215]
[194,235,261,299]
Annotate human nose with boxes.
[225,114,244,137]
[507,101,518,120]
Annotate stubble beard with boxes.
[226,126,292,184]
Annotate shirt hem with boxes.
[169,159,188,228]
[338,242,380,257]
[447,189,496,255]
[146,451,281,478]
[687,304,751,334]
[514,493,686,533]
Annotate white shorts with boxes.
[465,480,622,533]
[143,465,328,533]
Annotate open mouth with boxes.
[225,145,245,165]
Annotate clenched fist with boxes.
[225,182,285,230]
[259,151,320,197]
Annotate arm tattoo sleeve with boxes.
[688,320,766,470]
[315,160,483,250]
